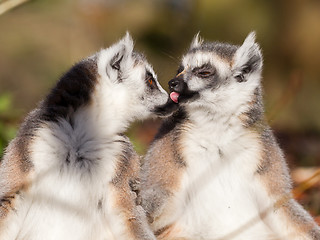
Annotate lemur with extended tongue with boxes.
[0,33,170,240]
[140,33,320,239]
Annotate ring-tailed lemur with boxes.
[0,33,169,240]
[140,32,320,240]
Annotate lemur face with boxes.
[94,33,170,120]
[169,32,263,114]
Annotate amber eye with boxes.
[197,70,213,78]
[199,71,211,76]
[145,71,155,88]
[192,64,215,78]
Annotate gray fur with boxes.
[189,42,238,61]
[0,35,163,239]
[141,33,320,239]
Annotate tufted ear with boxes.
[121,31,134,53]
[110,32,134,71]
[232,32,263,82]
[190,32,203,49]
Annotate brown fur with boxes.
[156,224,184,240]
[0,112,37,222]
[140,128,186,224]
[111,137,155,240]
[239,86,264,128]
[257,127,320,239]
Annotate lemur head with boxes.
[92,33,170,120]
[169,32,263,117]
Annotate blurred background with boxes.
[0,0,319,219]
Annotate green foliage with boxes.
[129,137,147,156]
[0,94,18,159]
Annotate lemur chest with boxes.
[180,128,259,202]
[8,126,127,240]
[11,177,116,240]
[173,126,270,237]
[180,125,260,182]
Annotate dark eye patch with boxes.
[192,63,215,78]
[146,71,156,89]
[177,66,184,75]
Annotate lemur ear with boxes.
[190,32,203,49]
[110,32,134,71]
[121,31,134,53]
[232,32,263,82]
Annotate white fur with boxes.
[148,33,313,240]
[182,49,260,117]
[190,32,204,49]
[96,34,167,124]
[232,32,263,75]
[152,107,308,239]
[160,111,275,239]
[179,32,264,120]
[182,52,231,81]
[0,34,166,240]
[2,117,124,240]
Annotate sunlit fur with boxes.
[140,33,320,240]
[0,33,167,240]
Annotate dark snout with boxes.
[169,78,185,93]
[154,74,200,116]
[168,76,200,104]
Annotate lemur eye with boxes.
[198,71,211,76]
[192,64,214,78]
[146,71,155,88]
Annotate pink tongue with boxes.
[170,92,180,103]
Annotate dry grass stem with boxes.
[0,0,30,16]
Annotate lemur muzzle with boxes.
[168,77,185,93]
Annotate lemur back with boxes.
[0,33,169,240]
[140,33,320,240]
